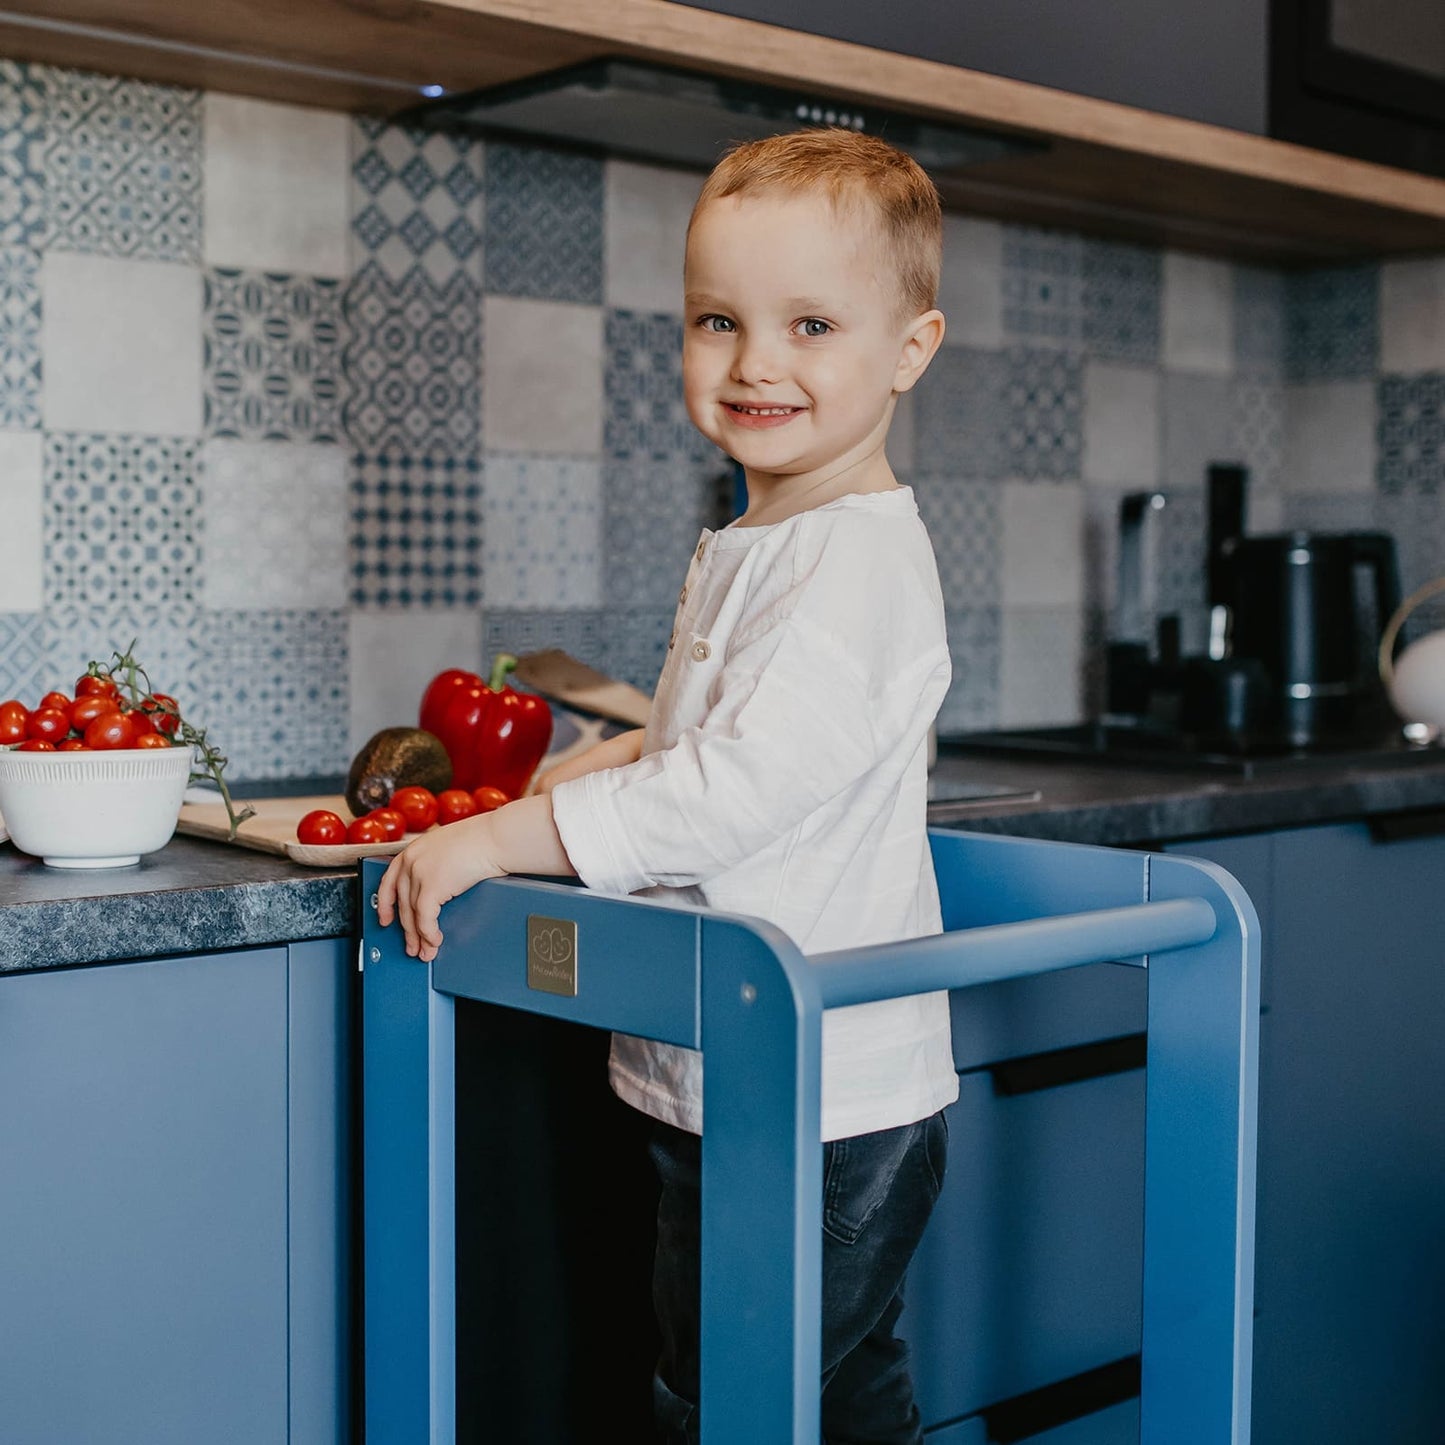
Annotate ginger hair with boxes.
[689,127,943,321]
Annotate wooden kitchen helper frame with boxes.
[361,829,1261,1444]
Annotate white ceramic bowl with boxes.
[0,744,194,868]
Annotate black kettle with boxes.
[1217,530,1402,746]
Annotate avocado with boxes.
[346,726,453,817]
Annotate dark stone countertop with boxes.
[6,747,1445,973]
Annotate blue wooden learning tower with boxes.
[362,827,1259,1444]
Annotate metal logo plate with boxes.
[526,913,578,996]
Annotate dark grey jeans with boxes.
[647,1110,949,1444]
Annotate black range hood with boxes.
[393,57,1043,176]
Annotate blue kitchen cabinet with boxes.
[1167,818,1445,1444]
[0,939,352,1445]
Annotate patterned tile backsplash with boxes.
[1,59,1445,781]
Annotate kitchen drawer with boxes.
[901,1061,1145,1426]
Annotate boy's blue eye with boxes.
[798,318,831,337]
[699,315,735,332]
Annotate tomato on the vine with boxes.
[26,707,70,744]
[84,711,136,750]
[0,699,26,744]
[472,785,509,814]
[143,692,181,737]
[297,809,347,845]
[125,708,158,738]
[367,807,406,842]
[390,785,439,833]
[57,738,89,751]
[133,732,173,749]
[37,690,70,713]
[436,788,478,825]
[74,675,119,701]
[70,694,119,732]
[346,815,390,845]
[16,739,55,751]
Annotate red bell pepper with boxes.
[419,654,552,798]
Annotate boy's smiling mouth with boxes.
[725,402,806,427]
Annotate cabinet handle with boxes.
[981,1353,1140,1443]
[986,1032,1146,1097]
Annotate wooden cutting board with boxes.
[177,794,409,867]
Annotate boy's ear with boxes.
[893,309,946,394]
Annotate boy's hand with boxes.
[376,812,507,962]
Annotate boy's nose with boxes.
[730,336,783,385]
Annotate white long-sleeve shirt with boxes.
[551,487,960,1141]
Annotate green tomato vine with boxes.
[85,641,256,840]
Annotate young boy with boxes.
[378,126,956,1443]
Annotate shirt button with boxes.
[691,639,711,662]
[668,629,676,650]
[695,539,706,560]
[678,585,688,605]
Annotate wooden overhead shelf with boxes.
[5,0,1445,263]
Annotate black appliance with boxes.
[1271,0,1445,179]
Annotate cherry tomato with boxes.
[472,785,509,813]
[125,708,158,738]
[436,788,478,825]
[367,807,406,842]
[70,694,119,732]
[84,710,136,750]
[16,739,55,751]
[37,690,71,713]
[296,809,347,845]
[0,699,27,744]
[133,731,173,749]
[346,815,390,845]
[143,692,181,737]
[74,675,119,701]
[26,707,71,744]
[390,785,439,832]
[56,738,89,751]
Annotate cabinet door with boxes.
[0,949,290,1445]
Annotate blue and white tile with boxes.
[482,453,602,608]
[1161,371,1233,495]
[999,607,1085,727]
[604,159,699,314]
[0,430,41,611]
[1000,480,1084,609]
[598,608,673,695]
[1000,346,1083,481]
[204,94,350,277]
[483,295,602,455]
[915,476,1000,606]
[936,605,1001,734]
[0,245,41,429]
[913,346,1008,479]
[1284,263,1379,383]
[1229,378,1284,494]
[42,251,201,434]
[350,117,483,286]
[350,450,482,608]
[1377,372,1445,497]
[1282,381,1375,494]
[602,456,715,609]
[1083,361,1158,486]
[1281,491,1379,536]
[0,60,45,247]
[42,68,202,262]
[201,440,349,610]
[1001,225,1083,349]
[191,608,350,781]
[605,309,713,465]
[1234,264,1285,379]
[1378,493,1445,605]
[42,603,198,707]
[0,610,44,702]
[483,608,609,676]
[484,140,603,304]
[1161,252,1233,376]
[1150,489,1209,619]
[939,216,1003,349]
[1380,256,1445,376]
[204,267,346,442]
[344,262,479,456]
[1082,238,1160,365]
[348,606,484,756]
[44,433,200,613]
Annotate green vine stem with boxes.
[87,641,256,840]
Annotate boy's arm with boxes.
[376,793,575,962]
[530,727,645,795]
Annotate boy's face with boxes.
[682,190,936,490]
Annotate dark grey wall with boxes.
[682,0,1269,135]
